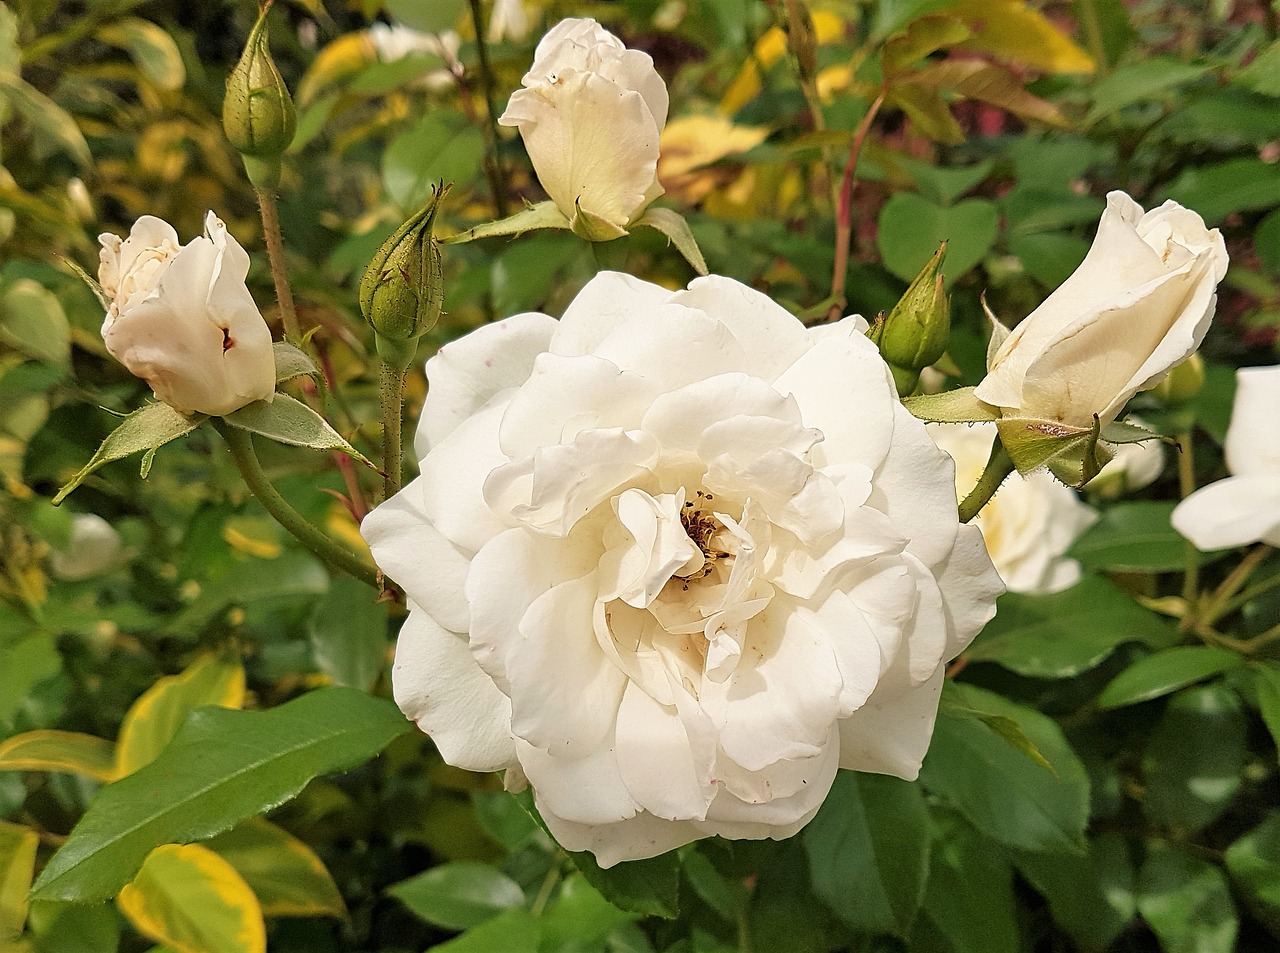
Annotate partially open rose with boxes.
[364,272,1001,866]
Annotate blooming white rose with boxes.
[975,192,1228,430]
[363,271,1002,866]
[928,423,1096,594]
[99,213,275,417]
[498,18,667,236]
[49,514,123,581]
[1172,365,1280,549]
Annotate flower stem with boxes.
[467,0,510,219]
[1176,431,1200,619]
[255,186,302,346]
[958,438,1015,524]
[379,359,406,502]
[827,92,885,323]
[213,419,380,589]
[1202,544,1272,625]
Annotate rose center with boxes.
[676,491,730,585]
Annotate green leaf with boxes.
[1162,157,1280,225]
[1137,842,1238,953]
[1013,833,1135,952]
[1008,231,1090,288]
[1096,646,1244,709]
[26,900,120,953]
[0,730,119,782]
[431,907,540,953]
[681,850,746,923]
[803,772,930,937]
[919,683,1090,852]
[632,207,709,275]
[164,550,329,637]
[272,342,320,384]
[0,634,60,726]
[308,575,388,692]
[1250,663,1280,758]
[52,402,204,505]
[223,394,367,461]
[1068,501,1193,572]
[446,201,573,244]
[1143,683,1245,832]
[0,75,91,165]
[569,848,680,920]
[1084,57,1210,124]
[0,278,70,368]
[0,820,38,938]
[1235,38,1280,96]
[205,818,346,919]
[30,686,412,903]
[966,576,1178,678]
[97,18,185,90]
[383,112,485,210]
[899,157,991,206]
[388,862,525,931]
[877,193,998,285]
[917,812,1019,953]
[902,387,999,423]
[1224,812,1280,934]
[384,0,465,32]
[538,873,637,949]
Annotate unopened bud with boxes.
[1151,353,1205,407]
[869,241,950,390]
[223,2,296,184]
[360,184,449,369]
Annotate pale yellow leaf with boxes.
[0,731,120,783]
[719,11,847,113]
[207,819,346,919]
[0,820,39,939]
[950,0,1095,74]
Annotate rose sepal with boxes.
[273,341,320,384]
[902,386,1000,424]
[869,241,949,382]
[996,413,1113,488]
[630,206,709,275]
[222,394,371,464]
[445,200,572,244]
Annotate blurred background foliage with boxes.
[3,0,1280,951]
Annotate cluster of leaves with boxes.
[3,0,1280,952]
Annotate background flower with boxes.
[364,272,1002,866]
[928,422,1096,594]
[1172,365,1280,549]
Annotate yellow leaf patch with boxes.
[208,818,346,919]
[0,731,120,783]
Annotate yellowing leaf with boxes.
[97,18,186,90]
[906,59,1069,130]
[0,730,120,783]
[115,655,245,777]
[719,11,847,113]
[117,844,265,953]
[296,32,375,105]
[950,0,1095,74]
[0,821,39,939]
[207,819,346,919]
[883,14,971,77]
[657,114,770,204]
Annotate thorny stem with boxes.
[1177,431,1200,624]
[379,360,406,503]
[782,0,834,203]
[827,92,885,323]
[214,419,380,589]
[957,438,1015,524]
[467,0,510,219]
[255,186,302,346]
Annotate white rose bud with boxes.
[928,423,1096,595]
[498,18,668,239]
[976,192,1228,430]
[363,271,1002,867]
[49,514,123,581]
[1172,365,1280,549]
[99,213,276,417]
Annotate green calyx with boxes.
[869,241,950,383]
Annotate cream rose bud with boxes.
[99,213,275,417]
[498,18,667,236]
[975,192,1228,430]
[928,423,1096,595]
[1172,365,1280,549]
[363,271,1003,867]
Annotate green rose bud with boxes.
[1151,352,1205,407]
[869,241,949,393]
[360,184,449,370]
[223,2,296,186]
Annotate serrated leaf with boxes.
[206,818,345,919]
[877,193,999,285]
[903,387,1000,423]
[569,848,680,920]
[907,59,1069,129]
[388,862,525,931]
[115,654,246,777]
[31,686,411,903]
[1069,501,1200,573]
[117,844,265,953]
[632,207,708,275]
[308,575,387,692]
[0,730,119,782]
[1085,58,1210,124]
[917,812,1019,953]
[53,402,205,505]
[97,18,185,91]
[272,342,319,384]
[0,820,38,939]
[883,14,970,77]
[222,394,366,462]
[1096,646,1244,709]
[447,201,573,244]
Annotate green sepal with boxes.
[570,201,629,242]
[445,200,572,244]
[53,402,205,504]
[272,341,320,384]
[1100,417,1165,445]
[996,413,1113,488]
[902,386,1000,423]
[631,207,709,275]
[223,394,370,465]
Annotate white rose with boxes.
[49,514,123,581]
[1172,365,1280,549]
[1090,419,1166,499]
[928,423,1096,595]
[488,0,532,43]
[99,212,275,417]
[498,18,668,236]
[363,272,1002,867]
[975,192,1228,430]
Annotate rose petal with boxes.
[518,737,639,826]
[1172,474,1280,550]
[1225,365,1280,477]
[550,271,675,357]
[419,399,514,552]
[615,681,715,820]
[837,664,946,781]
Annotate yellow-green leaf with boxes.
[97,18,185,91]
[0,730,120,782]
[884,14,971,78]
[115,655,245,777]
[207,819,346,919]
[950,0,1095,74]
[117,844,265,953]
[0,820,39,939]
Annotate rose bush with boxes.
[498,18,667,238]
[99,212,275,416]
[364,271,1002,866]
[1172,364,1280,549]
[928,422,1095,594]
[975,192,1228,430]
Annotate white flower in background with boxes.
[1173,365,1280,549]
[499,18,668,236]
[363,271,1002,867]
[99,213,275,417]
[928,423,1096,595]
[367,23,461,91]
[49,514,123,581]
[1090,422,1166,499]
[976,192,1228,430]
[488,0,533,43]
